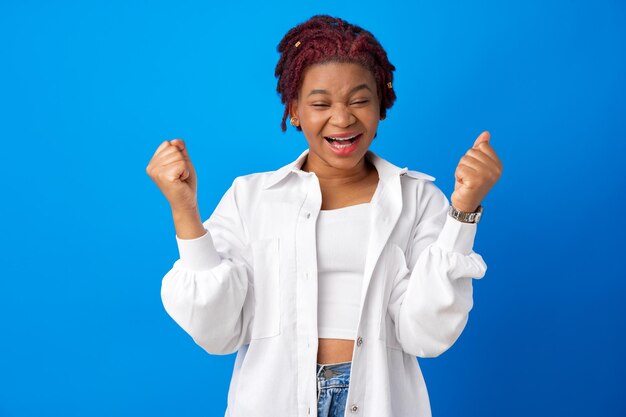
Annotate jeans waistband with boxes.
[316,361,351,401]
[316,361,352,379]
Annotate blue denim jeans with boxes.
[316,361,351,417]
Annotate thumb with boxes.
[472,130,490,149]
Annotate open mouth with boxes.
[324,133,362,149]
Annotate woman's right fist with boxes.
[146,139,198,212]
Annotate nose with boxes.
[329,104,356,127]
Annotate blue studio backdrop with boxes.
[1,1,624,416]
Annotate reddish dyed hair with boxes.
[275,15,396,132]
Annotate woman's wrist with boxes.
[171,207,206,239]
[450,199,480,213]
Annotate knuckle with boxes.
[172,161,186,175]
[155,170,167,182]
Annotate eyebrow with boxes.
[307,83,372,97]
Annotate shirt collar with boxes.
[262,149,435,190]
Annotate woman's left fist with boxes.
[450,131,503,212]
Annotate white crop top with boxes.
[316,203,371,340]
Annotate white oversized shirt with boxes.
[161,149,487,417]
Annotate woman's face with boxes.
[290,61,381,172]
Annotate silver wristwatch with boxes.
[448,204,483,224]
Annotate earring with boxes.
[290,116,299,127]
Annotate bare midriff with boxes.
[317,339,355,364]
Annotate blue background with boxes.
[1,1,624,416]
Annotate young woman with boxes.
[146,15,502,417]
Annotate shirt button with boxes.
[350,404,359,413]
[305,212,311,219]
[356,336,363,346]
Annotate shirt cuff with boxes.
[175,229,222,271]
[434,214,478,255]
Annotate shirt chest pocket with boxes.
[250,237,281,339]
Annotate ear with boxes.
[288,99,299,118]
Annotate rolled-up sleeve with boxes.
[161,178,254,355]
[389,182,487,358]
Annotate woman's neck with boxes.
[301,152,374,189]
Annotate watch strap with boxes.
[448,204,483,224]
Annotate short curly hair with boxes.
[275,15,397,132]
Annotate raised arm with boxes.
[389,131,502,357]
[389,186,487,357]
[147,139,253,355]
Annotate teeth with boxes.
[331,142,353,149]
[326,134,359,141]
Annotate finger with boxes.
[158,151,187,167]
[157,142,191,160]
[475,142,503,168]
[149,141,173,167]
[466,148,498,168]
[455,163,480,183]
[458,155,488,174]
[170,139,191,161]
[154,140,171,155]
[152,146,183,165]
[472,131,490,149]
